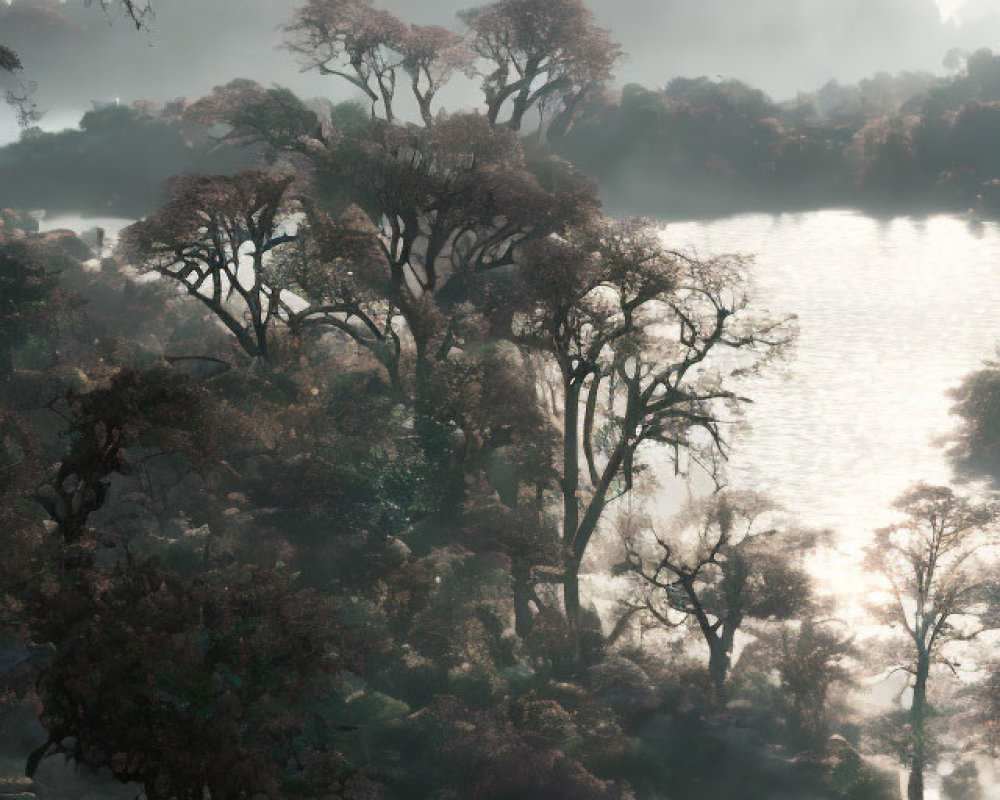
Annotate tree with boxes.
[124,113,597,378]
[865,483,1000,800]
[0,46,20,74]
[622,490,813,694]
[124,0,788,650]
[119,171,297,360]
[0,39,39,127]
[19,366,377,800]
[284,0,473,126]
[737,618,854,746]
[772,619,854,745]
[34,367,219,546]
[299,115,596,379]
[947,353,1000,481]
[124,93,600,531]
[459,0,620,137]
[398,24,474,127]
[515,222,794,631]
[284,0,408,124]
[284,0,619,136]
[27,559,352,800]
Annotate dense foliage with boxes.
[554,50,1000,217]
[4,2,1000,800]
[0,103,254,216]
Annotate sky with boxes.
[2,0,1000,143]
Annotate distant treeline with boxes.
[0,101,254,216]
[6,48,1000,220]
[555,47,1000,218]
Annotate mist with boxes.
[4,0,1000,145]
[7,1,1000,798]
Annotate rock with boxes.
[382,536,412,566]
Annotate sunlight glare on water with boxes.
[663,210,1000,563]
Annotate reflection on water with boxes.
[664,209,1000,561]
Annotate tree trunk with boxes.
[562,374,581,627]
[413,344,463,513]
[908,656,930,800]
[708,640,730,698]
[563,557,581,635]
[415,87,434,128]
[0,340,12,380]
[710,617,739,696]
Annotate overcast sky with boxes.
[2,0,1000,142]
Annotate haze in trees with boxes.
[622,491,814,695]
[8,0,1000,798]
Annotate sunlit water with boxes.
[664,210,1000,551]
[591,210,1000,619]
[659,210,1000,800]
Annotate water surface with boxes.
[664,210,1000,552]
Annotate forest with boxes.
[3,1,1000,799]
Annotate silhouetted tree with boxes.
[516,222,793,630]
[459,0,620,137]
[120,171,297,360]
[284,0,473,126]
[737,618,854,746]
[948,353,1000,481]
[623,491,813,695]
[34,367,218,545]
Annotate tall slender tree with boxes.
[866,483,999,800]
